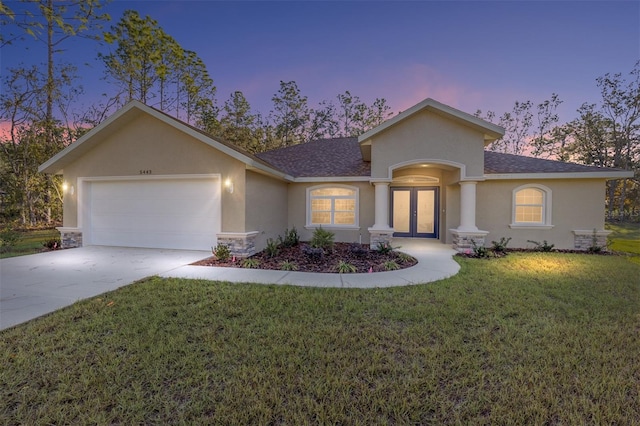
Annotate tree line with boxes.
[1,2,638,228]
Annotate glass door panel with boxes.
[416,189,435,234]
[392,189,411,233]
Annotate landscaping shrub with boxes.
[280,227,300,248]
[0,228,20,253]
[302,244,324,260]
[265,238,280,258]
[279,260,298,271]
[335,260,357,273]
[310,227,334,251]
[212,243,231,261]
[382,260,400,271]
[241,258,260,269]
[42,237,61,251]
[528,239,555,252]
[375,241,397,255]
[491,237,512,254]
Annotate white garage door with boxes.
[88,177,220,250]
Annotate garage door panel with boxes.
[88,178,220,250]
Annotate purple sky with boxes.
[3,0,639,124]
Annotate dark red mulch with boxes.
[192,242,417,273]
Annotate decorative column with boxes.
[450,180,488,252]
[368,181,394,247]
[458,181,478,231]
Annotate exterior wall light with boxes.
[224,178,234,194]
[62,181,74,195]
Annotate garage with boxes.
[85,176,220,250]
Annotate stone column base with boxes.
[572,230,611,251]
[57,227,83,248]
[368,228,394,248]
[450,229,489,253]
[216,231,260,257]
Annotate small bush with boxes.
[376,241,398,255]
[588,229,604,253]
[310,227,334,251]
[491,237,512,254]
[397,252,415,263]
[212,243,231,262]
[528,239,555,252]
[242,258,260,269]
[383,260,400,271]
[281,227,300,248]
[279,260,298,271]
[471,240,489,258]
[302,244,324,260]
[42,238,61,251]
[349,243,369,256]
[265,238,280,258]
[335,260,357,273]
[0,228,21,253]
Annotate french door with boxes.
[390,187,439,238]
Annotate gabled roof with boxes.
[39,100,632,182]
[358,98,505,145]
[484,151,633,179]
[38,100,291,179]
[256,137,370,178]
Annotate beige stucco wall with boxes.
[287,181,375,244]
[245,170,289,251]
[477,178,607,250]
[369,110,486,179]
[61,113,247,233]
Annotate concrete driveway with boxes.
[1,241,461,331]
[0,246,209,330]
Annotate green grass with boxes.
[0,228,59,259]
[606,221,640,265]
[2,253,639,424]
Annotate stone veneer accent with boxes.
[216,231,260,257]
[369,229,394,249]
[572,230,611,251]
[450,229,490,253]
[57,227,83,249]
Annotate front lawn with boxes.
[606,221,640,264]
[2,253,639,424]
[0,228,59,259]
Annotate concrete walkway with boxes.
[1,240,459,330]
[164,239,460,288]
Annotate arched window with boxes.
[307,185,358,227]
[510,184,553,228]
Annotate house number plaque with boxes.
[139,170,152,175]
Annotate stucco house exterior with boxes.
[39,98,633,256]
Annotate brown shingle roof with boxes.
[483,151,620,174]
[256,137,370,177]
[253,137,625,178]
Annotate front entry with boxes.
[390,187,439,238]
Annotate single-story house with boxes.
[39,98,633,255]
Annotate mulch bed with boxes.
[192,242,418,273]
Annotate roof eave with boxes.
[358,98,505,143]
[484,171,635,180]
[39,100,289,181]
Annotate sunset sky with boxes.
[3,0,639,124]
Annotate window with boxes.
[510,184,553,228]
[307,186,358,227]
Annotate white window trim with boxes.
[305,184,360,229]
[509,183,554,229]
